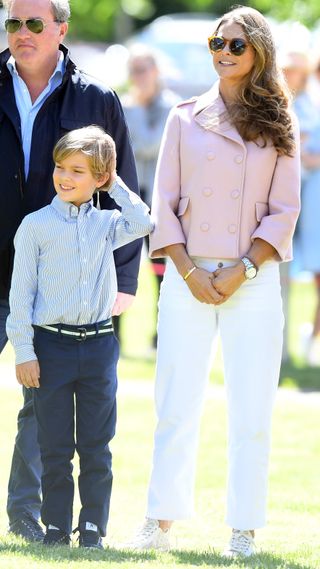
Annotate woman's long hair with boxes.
[214,6,295,156]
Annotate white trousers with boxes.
[146,257,284,530]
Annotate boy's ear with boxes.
[96,172,110,188]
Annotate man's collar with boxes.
[0,44,75,76]
[6,49,65,79]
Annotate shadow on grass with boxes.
[0,541,314,568]
[0,540,157,563]
[280,358,320,391]
[170,549,313,568]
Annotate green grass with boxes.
[0,259,320,567]
[0,386,319,567]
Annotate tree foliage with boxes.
[1,0,318,40]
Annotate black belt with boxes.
[35,319,113,341]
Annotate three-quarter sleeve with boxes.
[149,109,187,258]
[251,119,301,260]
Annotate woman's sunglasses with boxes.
[208,35,248,57]
[5,17,59,34]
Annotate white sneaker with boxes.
[223,529,256,558]
[121,518,170,551]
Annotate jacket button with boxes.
[202,187,213,197]
[200,222,210,232]
[207,151,216,160]
[14,174,18,179]
[228,224,237,233]
[234,154,243,164]
[231,189,240,199]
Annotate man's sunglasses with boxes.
[208,35,249,57]
[5,17,60,34]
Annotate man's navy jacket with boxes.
[0,44,141,299]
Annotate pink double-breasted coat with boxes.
[149,81,300,262]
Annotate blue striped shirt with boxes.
[6,178,153,364]
[7,51,65,178]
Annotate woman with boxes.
[126,6,300,557]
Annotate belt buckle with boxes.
[76,327,87,341]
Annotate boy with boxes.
[6,126,153,548]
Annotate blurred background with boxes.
[1,0,320,388]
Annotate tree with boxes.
[2,0,316,40]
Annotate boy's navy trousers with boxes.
[32,325,119,537]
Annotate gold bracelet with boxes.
[183,266,197,281]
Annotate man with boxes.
[0,0,141,541]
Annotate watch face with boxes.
[246,266,257,279]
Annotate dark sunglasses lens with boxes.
[230,39,247,55]
[26,19,44,33]
[5,19,21,33]
[4,18,44,33]
[209,37,225,52]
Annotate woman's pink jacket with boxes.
[149,81,301,262]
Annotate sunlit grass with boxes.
[0,258,319,567]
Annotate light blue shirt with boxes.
[7,51,65,178]
[6,178,153,364]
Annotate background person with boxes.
[125,6,300,558]
[6,126,153,548]
[0,0,141,541]
[119,45,180,349]
[280,51,314,361]
[298,115,320,365]
[282,51,320,365]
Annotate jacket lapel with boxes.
[193,81,246,149]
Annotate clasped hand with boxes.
[186,264,245,305]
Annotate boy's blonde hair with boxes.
[53,126,116,189]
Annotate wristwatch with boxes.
[241,256,258,279]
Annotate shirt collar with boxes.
[51,195,94,220]
[7,49,65,80]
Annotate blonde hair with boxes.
[213,6,295,156]
[53,126,116,189]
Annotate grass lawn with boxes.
[0,259,319,567]
[0,386,319,568]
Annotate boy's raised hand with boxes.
[16,360,40,389]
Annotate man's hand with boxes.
[16,360,40,389]
[112,292,135,316]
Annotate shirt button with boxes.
[234,154,243,164]
[82,237,85,242]
[207,151,216,161]
[202,187,213,197]
[83,259,87,263]
[231,189,240,199]
[228,224,237,233]
[84,301,88,306]
[83,281,87,285]
[200,222,210,232]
